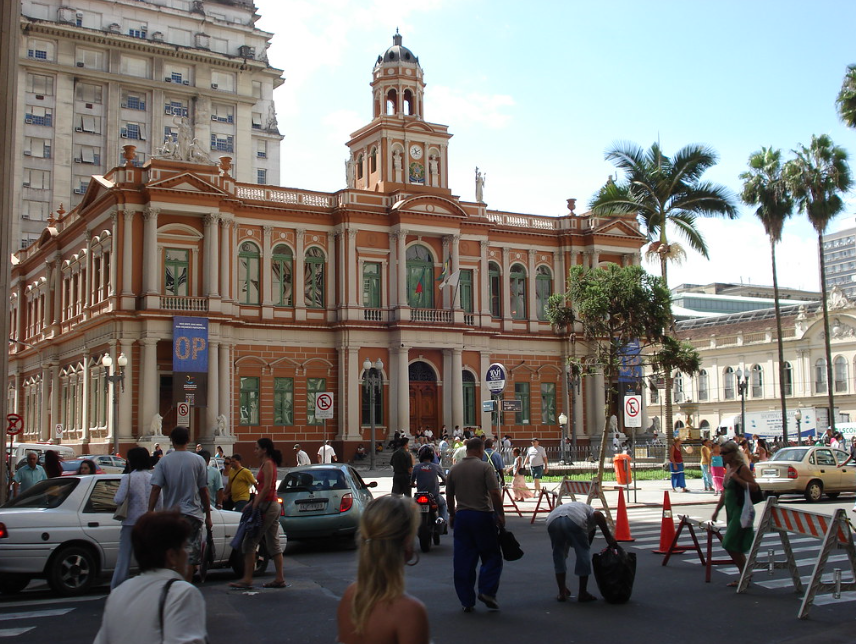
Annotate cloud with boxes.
[428,85,515,129]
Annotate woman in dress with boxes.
[111,447,156,589]
[337,495,429,644]
[229,437,286,589]
[509,447,533,501]
[95,511,207,644]
[711,442,725,494]
[711,440,759,586]
[669,437,688,492]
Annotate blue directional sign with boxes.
[486,363,508,394]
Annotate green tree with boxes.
[836,64,856,128]
[591,141,737,443]
[785,134,852,434]
[548,264,674,482]
[740,147,794,443]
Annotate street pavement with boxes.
[3,472,856,643]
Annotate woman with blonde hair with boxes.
[711,440,760,586]
[337,495,429,644]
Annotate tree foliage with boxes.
[836,64,856,129]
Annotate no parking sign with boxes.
[624,395,642,428]
[315,392,334,420]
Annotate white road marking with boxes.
[0,608,74,621]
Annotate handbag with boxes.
[592,544,637,604]
[497,527,524,561]
[740,488,756,528]
[113,496,130,521]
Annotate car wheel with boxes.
[0,575,31,595]
[804,480,823,503]
[48,546,97,596]
[826,492,840,499]
[229,546,270,578]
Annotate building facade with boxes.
[15,0,283,249]
[7,35,646,459]
[823,226,856,300]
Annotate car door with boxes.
[813,448,842,492]
[834,449,856,492]
[79,478,122,570]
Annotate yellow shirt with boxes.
[700,445,712,465]
[228,466,257,502]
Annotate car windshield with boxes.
[770,448,809,463]
[3,478,79,508]
[279,469,349,493]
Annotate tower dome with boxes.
[374,30,420,69]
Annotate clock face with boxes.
[409,145,423,160]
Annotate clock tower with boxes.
[345,32,452,193]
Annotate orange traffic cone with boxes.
[653,491,685,554]
[614,491,634,542]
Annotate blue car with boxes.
[277,464,377,541]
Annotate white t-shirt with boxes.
[526,445,547,467]
[318,444,336,463]
[546,502,595,530]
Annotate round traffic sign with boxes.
[624,397,640,418]
[316,393,333,411]
[7,413,23,435]
[485,363,507,394]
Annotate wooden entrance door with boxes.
[409,382,438,433]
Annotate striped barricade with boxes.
[738,497,856,619]
[662,514,732,582]
[553,477,614,528]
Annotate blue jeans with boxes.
[547,515,593,577]
[701,464,712,490]
[111,525,134,590]
[452,510,502,607]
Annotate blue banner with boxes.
[173,317,209,372]
[618,339,642,383]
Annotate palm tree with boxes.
[591,141,737,444]
[785,134,852,435]
[740,147,794,443]
[836,64,856,128]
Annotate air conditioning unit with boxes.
[76,11,83,18]
[182,80,190,85]
[239,45,255,59]
[210,83,218,89]
[22,182,30,187]
[165,77,172,82]
[35,95,44,100]
[24,117,33,124]
[23,151,31,156]
[76,62,84,67]
[108,23,120,32]
[22,214,30,220]
[120,131,128,138]
[85,103,93,109]
[121,103,127,108]
[73,187,86,195]
[211,114,218,121]
[151,32,164,42]
[74,127,83,132]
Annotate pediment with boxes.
[589,218,645,239]
[76,175,114,210]
[147,172,226,195]
[390,195,467,218]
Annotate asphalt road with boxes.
[3,496,856,644]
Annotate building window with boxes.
[649,380,659,405]
[363,262,381,308]
[24,137,51,159]
[119,55,150,78]
[72,176,90,196]
[273,378,294,426]
[121,91,146,111]
[256,169,267,184]
[76,115,101,134]
[252,80,262,98]
[304,247,326,309]
[27,39,53,61]
[75,82,103,104]
[238,242,261,305]
[370,148,377,173]
[165,64,190,85]
[210,134,234,152]
[307,378,326,425]
[256,140,267,158]
[124,20,148,39]
[489,261,501,318]
[723,367,735,400]
[783,362,793,396]
[211,70,235,92]
[252,112,262,129]
[816,359,828,394]
[23,169,50,189]
[211,103,235,123]
[673,373,684,403]
[834,356,848,393]
[121,123,146,140]
[239,377,260,425]
[271,244,293,307]
[76,48,103,70]
[163,248,189,296]
[22,200,49,221]
[535,266,553,321]
[463,371,476,426]
[698,370,709,401]
[163,100,188,117]
[509,263,527,320]
[26,73,54,95]
[24,106,52,127]
[751,364,763,398]
[406,245,434,309]
[541,382,556,425]
[460,269,474,313]
[514,382,530,424]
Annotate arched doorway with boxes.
[409,361,438,433]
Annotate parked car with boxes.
[277,464,377,541]
[60,459,106,475]
[79,454,127,473]
[754,446,856,502]
[0,475,285,596]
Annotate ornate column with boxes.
[389,233,398,307]
[527,249,537,326]
[140,338,159,435]
[205,341,220,436]
[83,230,93,318]
[294,229,306,310]
[203,214,220,297]
[219,217,232,302]
[451,348,463,430]
[396,230,407,307]
[327,232,336,311]
[501,247,511,327]
[479,240,490,321]
[80,348,90,445]
[142,207,160,295]
[121,210,134,301]
[261,226,273,313]
[442,236,451,309]
[52,254,62,328]
[43,262,53,329]
[48,364,59,443]
[119,338,134,440]
[395,346,410,432]
[347,229,358,307]
[219,342,231,436]
[345,346,361,439]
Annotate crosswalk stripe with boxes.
[0,628,36,637]
[0,608,74,622]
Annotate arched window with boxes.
[406,245,434,309]
[238,241,260,305]
[673,373,684,403]
[369,147,377,174]
[815,359,828,394]
[357,154,364,180]
[535,266,552,321]
[783,362,793,396]
[723,367,735,400]
[509,263,527,320]
[362,262,381,309]
[304,247,325,308]
[164,248,189,296]
[751,364,763,398]
[489,261,501,318]
[271,244,293,307]
[403,89,413,115]
[386,89,397,115]
[834,356,848,393]
[698,370,709,401]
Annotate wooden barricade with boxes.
[529,488,558,524]
[661,514,733,582]
[555,477,613,528]
[737,497,856,619]
[501,486,523,517]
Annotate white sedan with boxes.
[0,475,285,596]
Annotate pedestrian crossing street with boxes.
[622,506,856,608]
[0,596,101,638]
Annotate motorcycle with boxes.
[414,490,445,552]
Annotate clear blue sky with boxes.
[254,0,856,292]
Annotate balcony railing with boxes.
[411,308,453,324]
[160,296,209,312]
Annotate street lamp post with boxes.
[102,352,127,456]
[362,358,383,471]
[794,408,803,446]
[736,368,749,438]
[558,412,568,462]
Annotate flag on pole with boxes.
[440,269,460,289]
[436,259,449,282]
[415,280,423,294]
